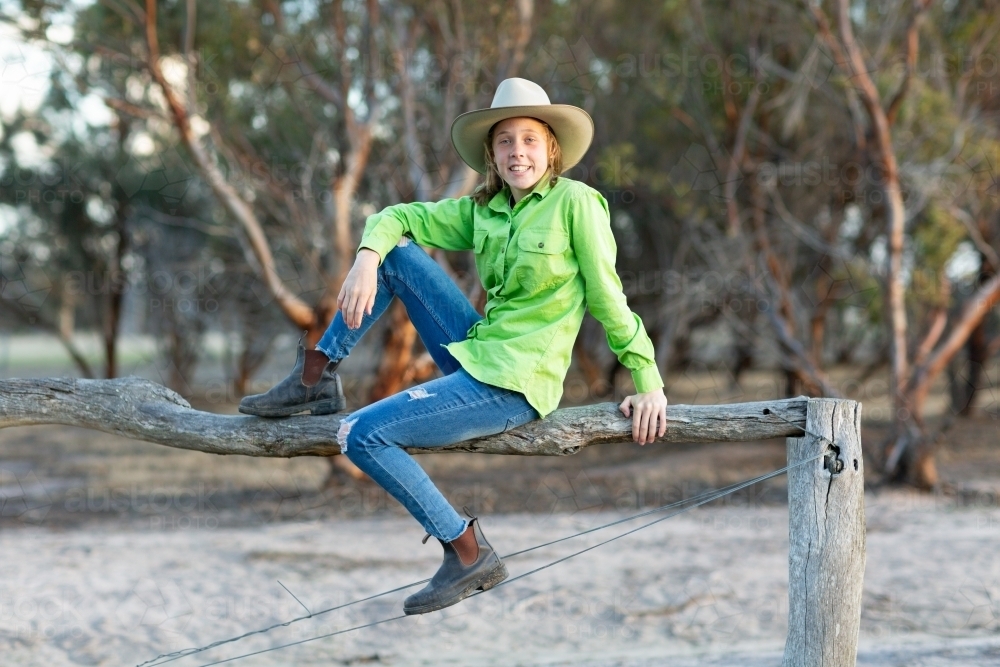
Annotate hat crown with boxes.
[490,77,551,109]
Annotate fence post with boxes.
[783,398,866,666]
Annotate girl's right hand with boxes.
[337,248,381,329]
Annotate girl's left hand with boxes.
[619,389,668,445]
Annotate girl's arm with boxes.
[569,187,667,444]
[338,197,475,328]
[356,198,476,265]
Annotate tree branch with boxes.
[725,81,761,236]
[813,0,911,421]
[885,0,932,126]
[909,272,1000,416]
[143,0,317,330]
[0,378,811,457]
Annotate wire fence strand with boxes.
[138,439,829,667]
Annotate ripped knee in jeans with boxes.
[337,416,359,453]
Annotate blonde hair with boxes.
[471,118,563,206]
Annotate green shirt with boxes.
[357,175,663,418]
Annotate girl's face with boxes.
[491,117,550,201]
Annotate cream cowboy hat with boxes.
[450,77,594,174]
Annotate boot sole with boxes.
[238,397,347,417]
[403,560,508,616]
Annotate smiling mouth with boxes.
[509,165,531,173]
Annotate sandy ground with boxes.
[1,495,1000,666]
[3,335,1000,665]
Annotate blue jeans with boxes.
[315,238,539,542]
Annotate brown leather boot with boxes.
[239,334,346,417]
[403,517,508,615]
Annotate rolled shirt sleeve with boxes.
[568,189,664,394]
[358,197,476,265]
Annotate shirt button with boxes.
[538,242,544,248]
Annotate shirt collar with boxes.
[487,171,556,214]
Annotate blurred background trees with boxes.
[1,0,998,488]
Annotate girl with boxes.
[240,77,669,614]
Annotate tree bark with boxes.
[0,377,811,457]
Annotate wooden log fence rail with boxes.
[0,377,866,666]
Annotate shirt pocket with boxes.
[473,227,496,288]
[515,227,573,292]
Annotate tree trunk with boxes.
[902,439,940,490]
[104,194,130,379]
[956,318,988,416]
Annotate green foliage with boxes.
[914,204,965,271]
[3,0,1000,386]
[911,203,967,308]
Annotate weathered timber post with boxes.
[783,398,866,667]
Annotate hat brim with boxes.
[450,104,594,175]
